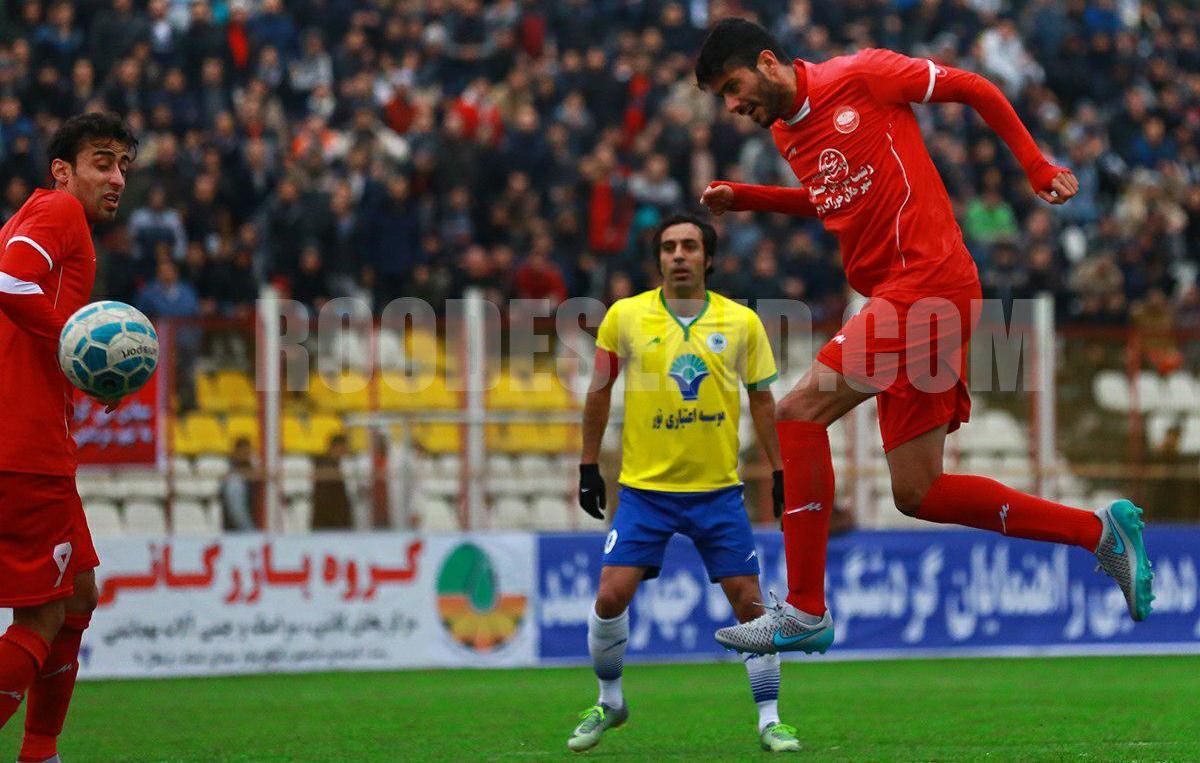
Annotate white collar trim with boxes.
[782,97,811,125]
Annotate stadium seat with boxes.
[195,372,224,413]
[172,499,218,536]
[194,454,231,478]
[175,413,229,454]
[283,414,345,455]
[225,414,260,450]
[1093,371,1129,412]
[516,454,552,477]
[123,501,167,535]
[491,497,532,529]
[76,469,114,500]
[532,496,573,531]
[216,370,258,412]
[1180,416,1200,454]
[418,496,459,532]
[282,454,314,477]
[1162,372,1200,413]
[407,329,446,373]
[282,498,313,533]
[173,475,221,499]
[412,423,460,453]
[170,455,194,476]
[125,470,169,499]
[85,501,123,538]
[308,371,371,412]
[1133,374,1162,413]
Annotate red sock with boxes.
[778,420,835,614]
[19,613,90,762]
[917,474,1102,549]
[0,625,50,730]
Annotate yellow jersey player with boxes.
[567,214,799,754]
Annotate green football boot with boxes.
[567,702,628,752]
[760,721,801,752]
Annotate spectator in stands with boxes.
[129,184,187,262]
[312,435,353,530]
[222,437,259,532]
[513,232,568,307]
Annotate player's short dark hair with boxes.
[47,112,138,166]
[694,18,790,89]
[652,213,717,275]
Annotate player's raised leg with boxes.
[567,565,638,753]
[714,362,866,655]
[19,569,98,763]
[717,575,799,752]
[891,425,1154,621]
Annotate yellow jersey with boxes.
[596,288,778,492]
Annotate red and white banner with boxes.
[76,532,536,678]
[71,372,160,466]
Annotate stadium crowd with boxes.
[0,0,1198,339]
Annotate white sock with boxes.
[588,605,629,708]
[744,653,781,731]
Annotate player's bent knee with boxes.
[892,484,929,517]
[776,390,824,424]
[594,586,634,619]
[13,599,67,641]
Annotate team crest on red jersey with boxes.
[818,148,850,184]
[833,105,860,134]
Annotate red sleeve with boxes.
[589,347,622,393]
[924,64,1064,193]
[853,48,941,106]
[0,193,85,346]
[719,182,819,217]
[854,50,1063,193]
[0,240,67,346]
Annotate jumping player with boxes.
[568,215,798,753]
[0,113,137,761]
[693,19,1153,654]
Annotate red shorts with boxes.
[0,472,99,608]
[817,281,981,452]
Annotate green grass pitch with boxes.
[2,655,1197,761]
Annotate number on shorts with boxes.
[52,542,73,588]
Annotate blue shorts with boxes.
[603,484,759,583]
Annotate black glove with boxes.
[579,463,607,520]
[772,469,785,521]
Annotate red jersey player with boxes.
[692,19,1153,655]
[0,113,136,760]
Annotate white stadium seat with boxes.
[123,470,169,499]
[282,454,314,478]
[1093,371,1129,412]
[1133,374,1162,413]
[1162,372,1200,413]
[173,475,222,499]
[281,498,313,533]
[123,500,167,535]
[194,455,231,478]
[532,496,573,531]
[85,501,123,538]
[491,497,532,529]
[172,499,218,536]
[418,497,459,532]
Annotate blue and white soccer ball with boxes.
[58,301,159,400]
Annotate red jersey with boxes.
[769,50,979,298]
[0,189,96,476]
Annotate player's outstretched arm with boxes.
[924,66,1077,204]
[701,181,819,217]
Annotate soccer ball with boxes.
[58,301,159,400]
